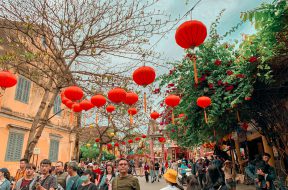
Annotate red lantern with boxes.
[133,66,156,112]
[95,138,100,143]
[150,111,160,120]
[128,139,133,144]
[106,105,115,113]
[65,100,74,109]
[91,95,106,108]
[175,20,207,84]
[178,113,186,118]
[142,134,147,138]
[175,20,207,49]
[128,108,137,125]
[64,86,84,101]
[121,141,126,145]
[61,96,69,105]
[80,100,94,111]
[128,108,137,115]
[135,137,141,141]
[107,144,112,149]
[165,95,181,107]
[197,96,212,123]
[114,142,119,147]
[72,103,82,112]
[158,137,166,144]
[108,88,126,104]
[124,92,138,105]
[0,71,17,88]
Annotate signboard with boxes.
[33,148,40,155]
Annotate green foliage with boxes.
[80,145,115,160]
[159,1,287,147]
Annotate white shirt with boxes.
[160,185,180,190]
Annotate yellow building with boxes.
[0,75,76,175]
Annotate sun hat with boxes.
[163,169,177,184]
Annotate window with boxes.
[49,139,59,162]
[53,95,62,115]
[15,76,31,103]
[5,132,24,161]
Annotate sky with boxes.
[146,0,273,70]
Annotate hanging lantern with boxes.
[0,71,17,89]
[178,113,186,118]
[107,143,112,149]
[135,137,141,141]
[95,138,100,143]
[128,108,137,125]
[133,66,156,112]
[158,137,166,144]
[86,143,91,148]
[72,103,82,113]
[150,111,160,120]
[91,95,106,125]
[114,142,119,147]
[124,92,138,106]
[65,100,75,109]
[142,134,147,139]
[106,105,115,113]
[61,96,69,105]
[121,141,126,145]
[128,139,133,144]
[175,20,207,84]
[64,86,84,101]
[165,95,181,124]
[108,88,126,104]
[197,96,211,124]
[80,100,94,111]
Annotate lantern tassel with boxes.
[236,110,241,122]
[69,112,74,126]
[144,92,147,113]
[192,55,198,84]
[130,114,133,126]
[172,110,175,124]
[96,111,99,125]
[204,109,208,124]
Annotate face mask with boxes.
[80,175,89,181]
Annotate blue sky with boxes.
[149,0,273,68]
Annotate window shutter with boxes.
[54,95,61,115]
[5,132,24,161]
[15,76,31,103]
[49,140,59,162]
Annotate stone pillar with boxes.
[262,136,275,167]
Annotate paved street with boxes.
[137,175,255,190]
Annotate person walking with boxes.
[150,161,155,183]
[0,168,11,190]
[112,158,140,190]
[99,165,115,190]
[144,162,150,183]
[78,170,98,190]
[34,159,58,190]
[160,169,184,190]
[245,153,276,190]
[55,161,68,190]
[14,163,37,190]
[138,159,143,177]
[154,160,160,182]
[66,161,82,190]
[222,160,236,190]
[196,158,206,188]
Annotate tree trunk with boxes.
[24,86,60,161]
[97,143,103,163]
[23,79,53,161]
[72,113,81,161]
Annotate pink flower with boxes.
[225,85,234,91]
[249,56,257,63]
[199,75,206,82]
[214,59,222,66]
[226,70,233,76]
[223,82,229,86]
[171,129,176,133]
[168,83,175,87]
[208,83,214,89]
[169,69,174,75]
[186,53,193,60]
[245,97,252,101]
[217,80,223,86]
[236,74,245,78]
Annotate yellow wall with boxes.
[0,74,76,176]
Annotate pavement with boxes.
[137,175,255,190]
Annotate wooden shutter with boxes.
[15,76,31,103]
[53,95,61,115]
[5,132,24,161]
[49,140,59,162]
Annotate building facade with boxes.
[0,75,76,175]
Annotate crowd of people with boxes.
[0,152,276,190]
